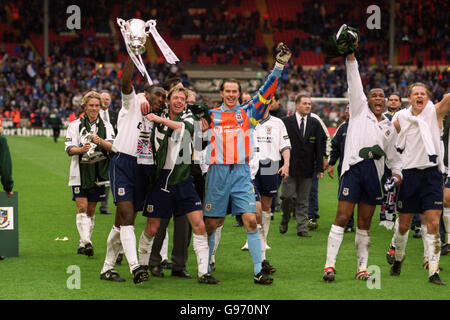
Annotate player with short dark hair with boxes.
[99,58,166,284]
[203,43,291,285]
[323,48,403,283]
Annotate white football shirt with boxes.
[341,59,402,180]
[394,102,444,171]
[113,88,154,164]
[253,115,291,162]
[65,118,115,186]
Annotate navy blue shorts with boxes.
[338,159,382,206]
[254,160,279,198]
[397,166,443,213]
[445,174,450,188]
[109,152,155,212]
[72,185,106,202]
[143,170,202,219]
[252,179,261,202]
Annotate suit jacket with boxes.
[329,120,348,177]
[282,114,325,178]
[107,109,118,135]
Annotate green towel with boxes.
[324,24,360,59]
[359,145,386,160]
[78,115,110,193]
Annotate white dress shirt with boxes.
[295,112,307,136]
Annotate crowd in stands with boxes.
[1,48,447,129]
[0,50,193,128]
[0,0,448,129]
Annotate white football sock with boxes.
[101,226,121,274]
[257,224,266,260]
[325,224,344,269]
[355,228,370,272]
[262,210,272,248]
[392,222,409,261]
[210,225,223,264]
[421,225,429,264]
[138,231,154,267]
[120,225,139,274]
[160,230,169,261]
[425,232,441,276]
[389,218,399,248]
[443,208,450,243]
[89,216,95,240]
[76,213,91,246]
[193,233,209,277]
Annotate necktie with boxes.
[104,110,109,123]
[299,117,304,138]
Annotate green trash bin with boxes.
[0,192,19,257]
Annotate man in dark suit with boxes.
[99,90,118,215]
[100,90,118,135]
[279,94,325,237]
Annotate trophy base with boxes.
[80,153,107,164]
[95,181,110,187]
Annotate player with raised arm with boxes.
[322,35,402,282]
[100,57,166,284]
[203,43,291,285]
[388,86,450,285]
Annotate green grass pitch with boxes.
[0,135,448,300]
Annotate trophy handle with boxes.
[117,18,126,29]
[145,20,156,36]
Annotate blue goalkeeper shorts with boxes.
[203,164,257,217]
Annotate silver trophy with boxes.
[117,17,180,85]
[80,130,106,164]
[117,18,150,55]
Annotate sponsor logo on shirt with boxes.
[235,113,243,124]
